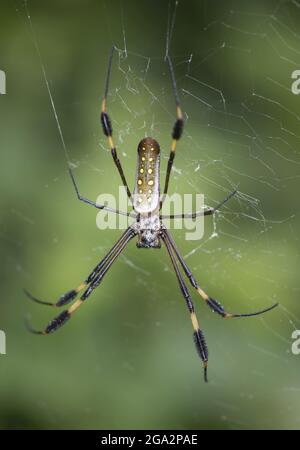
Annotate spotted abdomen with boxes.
[133,137,160,214]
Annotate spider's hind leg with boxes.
[25,227,136,335]
[162,233,209,382]
[24,284,86,308]
[195,287,278,319]
[162,229,279,319]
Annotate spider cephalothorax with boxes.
[135,215,161,249]
[26,46,278,382]
[136,229,161,249]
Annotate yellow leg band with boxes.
[197,287,209,301]
[76,283,87,293]
[171,140,177,152]
[68,299,83,315]
[191,312,199,331]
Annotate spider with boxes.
[25,46,278,382]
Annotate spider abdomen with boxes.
[133,137,160,214]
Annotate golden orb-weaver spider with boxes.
[25,46,278,382]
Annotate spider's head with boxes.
[136,229,161,249]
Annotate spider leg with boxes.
[69,168,134,218]
[161,189,237,219]
[24,286,85,308]
[26,227,136,335]
[100,46,132,201]
[162,233,208,382]
[162,229,278,318]
[25,227,133,309]
[160,55,184,208]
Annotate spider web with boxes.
[4,0,300,430]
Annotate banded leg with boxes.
[161,189,237,220]
[162,233,208,382]
[100,46,132,200]
[162,229,278,318]
[161,55,184,207]
[25,227,134,309]
[69,168,135,218]
[26,227,136,335]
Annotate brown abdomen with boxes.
[133,137,160,214]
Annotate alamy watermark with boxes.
[0,330,6,355]
[95,187,206,241]
[291,330,300,355]
[291,70,300,95]
[0,69,6,95]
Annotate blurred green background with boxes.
[0,0,300,430]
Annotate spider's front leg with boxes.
[25,227,136,335]
[160,55,184,208]
[162,229,278,319]
[100,46,132,201]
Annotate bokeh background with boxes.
[0,0,300,430]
